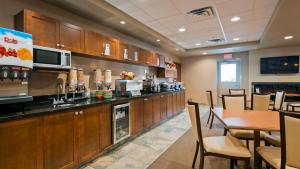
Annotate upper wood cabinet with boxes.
[102,37,119,60]
[60,22,85,53]
[15,10,85,52]
[128,45,140,62]
[84,30,103,56]
[0,117,43,169]
[15,10,60,48]
[117,41,129,60]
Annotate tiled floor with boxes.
[82,107,198,169]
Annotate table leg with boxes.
[254,130,262,169]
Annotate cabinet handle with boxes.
[75,112,79,116]
[61,44,65,48]
[79,111,83,115]
[144,98,148,101]
[161,96,164,98]
[56,44,60,47]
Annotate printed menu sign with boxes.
[0,27,33,69]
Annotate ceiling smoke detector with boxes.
[207,38,225,43]
[187,6,214,17]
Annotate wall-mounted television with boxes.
[260,55,299,74]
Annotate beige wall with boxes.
[0,0,177,96]
[181,52,249,104]
[249,45,300,87]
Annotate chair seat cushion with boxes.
[203,135,251,158]
[265,134,281,147]
[229,129,267,139]
[257,146,296,169]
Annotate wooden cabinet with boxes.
[99,104,112,150]
[150,53,159,67]
[60,22,85,52]
[118,41,129,60]
[131,98,144,135]
[0,117,43,169]
[152,95,161,124]
[128,45,139,62]
[176,92,181,113]
[167,93,173,117]
[143,97,153,128]
[76,106,101,164]
[84,30,103,56]
[43,110,76,169]
[158,54,166,68]
[15,10,60,48]
[180,91,185,110]
[160,94,167,120]
[172,93,177,115]
[15,10,85,52]
[103,37,118,60]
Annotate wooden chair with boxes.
[229,89,246,95]
[251,93,271,111]
[206,90,215,129]
[187,101,251,169]
[270,91,286,111]
[222,95,267,148]
[257,111,300,169]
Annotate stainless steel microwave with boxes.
[33,45,71,69]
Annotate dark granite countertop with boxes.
[0,90,184,122]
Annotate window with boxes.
[220,63,237,82]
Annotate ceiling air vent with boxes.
[187,6,214,17]
[207,38,225,43]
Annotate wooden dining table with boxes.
[212,108,280,169]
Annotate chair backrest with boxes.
[274,91,286,110]
[251,93,271,110]
[229,89,245,95]
[280,111,300,169]
[206,90,214,109]
[187,101,204,151]
[222,94,246,110]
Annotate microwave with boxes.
[33,45,71,69]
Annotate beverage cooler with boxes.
[112,103,131,144]
[0,27,33,104]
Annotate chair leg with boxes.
[199,153,205,169]
[245,159,250,169]
[206,110,211,125]
[246,140,249,149]
[209,113,214,129]
[230,159,234,169]
[192,141,199,168]
[257,153,263,169]
[224,128,228,136]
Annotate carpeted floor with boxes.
[147,106,251,169]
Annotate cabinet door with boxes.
[128,45,138,61]
[139,48,148,64]
[118,42,129,60]
[172,93,177,115]
[180,91,185,110]
[84,30,103,56]
[16,10,59,48]
[131,98,144,135]
[176,92,181,113]
[167,93,173,117]
[100,104,112,150]
[0,117,43,169]
[44,111,76,169]
[77,106,100,164]
[60,22,85,53]
[151,53,159,67]
[152,95,161,124]
[103,37,118,60]
[160,94,167,120]
[143,97,153,128]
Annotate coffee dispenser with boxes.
[0,27,33,104]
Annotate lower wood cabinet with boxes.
[180,91,185,110]
[43,110,76,169]
[143,97,153,128]
[167,93,173,117]
[130,98,144,135]
[152,95,161,124]
[99,104,112,150]
[0,117,43,169]
[160,94,167,120]
[172,93,177,115]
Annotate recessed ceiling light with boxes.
[284,35,293,40]
[178,28,186,32]
[195,43,201,46]
[233,38,240,41]
[231,16,240,22]
[120,21,126,24]
[202,52,208,55]
[156,39,161,42]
